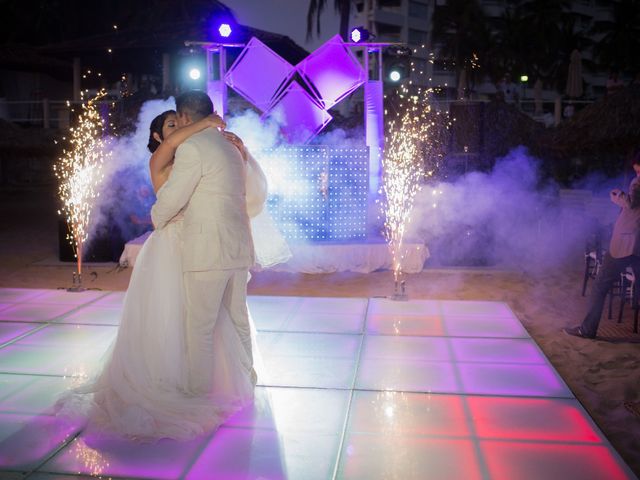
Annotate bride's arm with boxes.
[149,114,224,192]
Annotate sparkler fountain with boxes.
[54,91,111,291]
[382,82,450,300]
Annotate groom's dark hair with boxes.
[175,90,213,121]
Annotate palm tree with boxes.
[590,0,640,74]
[306,0,352,42]
[432,0,491,90]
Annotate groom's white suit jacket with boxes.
[151,128,255,272]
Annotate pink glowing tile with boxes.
[480,441,634,480]
[285,311,364,333]
[0,322,41,345]
[0,413,81,470]
[458,363,572,398]
[451,338,546,364]
[443,314,528,338]
[0,304,10,312]
[367,298,441,317]
[29,289,106,305]
[0,288,48,303]
[42,430,210,480]
[338,435,483,480]
[57,305,121,326]
[468,396,602,443]
[91,291,126,307]
[348,391,471,438]
[186,427,341,480]
[367,314,445,336]
[0,303,78,322]
[297,297,368,316]
[226,387,350,434]
[441,300,514,317]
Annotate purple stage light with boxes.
[218,23,232,38]
[350,27,369,43]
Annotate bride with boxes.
[58,109,290,441]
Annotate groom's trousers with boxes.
[184,268,252,394]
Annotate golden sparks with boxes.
[53,90,111,275]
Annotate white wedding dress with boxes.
[58,154,291,441]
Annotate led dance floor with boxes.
[0,288,636,479]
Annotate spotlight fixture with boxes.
[189,68,201,80]
[350,26,370,43]
[389,69,402,82]
[218,23,232,38]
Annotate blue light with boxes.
[219,23,232,38]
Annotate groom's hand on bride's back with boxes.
[205,113,225,131]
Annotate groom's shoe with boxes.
[563,325,595,339]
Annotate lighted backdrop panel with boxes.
[262,83,333,144]
[257,146,369,242]
[296,34,366,110]
[224,37,295,112]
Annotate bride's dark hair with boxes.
[147,110,176,153]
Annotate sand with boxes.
[2,187,639,476]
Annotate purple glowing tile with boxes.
[367,314,445,336]
[467,396,602,443]
[29,289,106,305]
[0,322,40,345]
[458,363,572,398]
[42,430,210,480]
[262,82,332,144]
[186,427,341,480]
[0,303,10,312]
[451,338,546,364]
[0,413,82,471]
[441,300,514,317]
[0,288,48,303]
[480,441,633,480]
[225,36,295,112]
[367,298,441,317]
[443,314,528,338]
[338,435,483,480]
[348,391,471,438]
[226,387,349,435]
[296,34,366,110]
[57,305,121,326]
[0,303,78,322]
[91,291,126,307]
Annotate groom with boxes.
[151,90,255,393]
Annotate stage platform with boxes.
[0,288,636,479]
[119,233,429,274]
